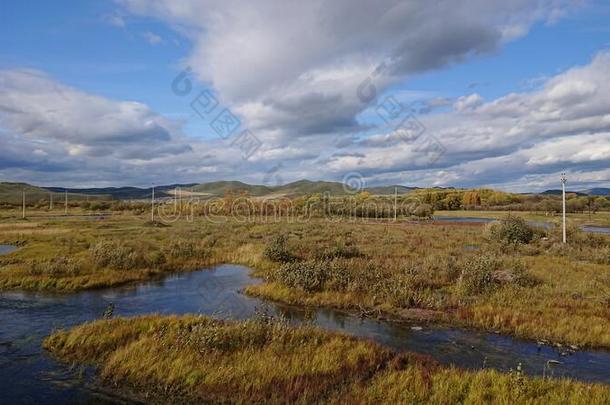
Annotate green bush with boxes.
[90,241,142,270]
[148,251,167,267]
[458,254,537,296]
[487,215,534,244]
[163,240,207,260]
[314,243,362,260]
[273,260,327,292]
[28,257,82,277]
[458,255,499,295]
[272,259,354,293]
[324,260,353,291]
[413,203,434,218]
[263,235,295,263]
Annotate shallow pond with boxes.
[0,245,17,255]
[432,216,610,234]
[581,225,610,235]
[1,265,610,403]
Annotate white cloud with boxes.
[142,31,165,45]
[454,93,484,112]
[119,0,575,139]
[4,1,609,192]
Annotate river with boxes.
[1,261,610,403]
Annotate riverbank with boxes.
[44,315,610,404]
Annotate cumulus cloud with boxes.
[0,69,219,185]
[454,93,484,112]
[325,52,610,190]
[119,0,574,139]
[0,69,192,161]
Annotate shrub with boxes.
[324,260,354,291]
[458,255,499,296]
[272,260,327,292]
[90,241,142,270]
[314,243,362,260]
[163,240,207,260]
[459,255,537,295]
[148,251,167,267]
[486,215,534,244]
[421,254,461,285]
[413,203,434,218]
[28,257,82,277]
[263,235,295,263]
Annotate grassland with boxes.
[1,208,609,349]
[44,315,610,404]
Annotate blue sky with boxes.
[1,0,610,191]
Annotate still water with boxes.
[0,245,17,255]
[1,264,610,403]
[432,216,610,234]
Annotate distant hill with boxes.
[191,181,272,197]
[274,180,348,197]
[0,179,420,204]
[0,182,105,205]
[190,180,416,198]
[365,185,418,195]
[45,183,197,200]
[541,189,608,196]
[580,188,610,196]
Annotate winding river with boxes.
[1,256,610,403]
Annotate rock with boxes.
[411,326,423,331]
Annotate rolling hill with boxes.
[45,184,197,200]
[191,180,417,198]
[0,180,418,204]
[0,182,106,205]
[190,181,272,197]
[540,189,609,196]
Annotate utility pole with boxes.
[22,189,26,219]
[393,186,397,222]
[561,173,567,244]
[64,189,68,215]
[151,185,155,222]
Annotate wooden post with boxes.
[561,173,567,244]
[394,186,397,222]
[151,186,155,222]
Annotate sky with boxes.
[1,0,610,192]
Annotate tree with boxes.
[462,191,481,207]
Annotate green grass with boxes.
[44,315,610,404]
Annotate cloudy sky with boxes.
[1,0,610,191]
